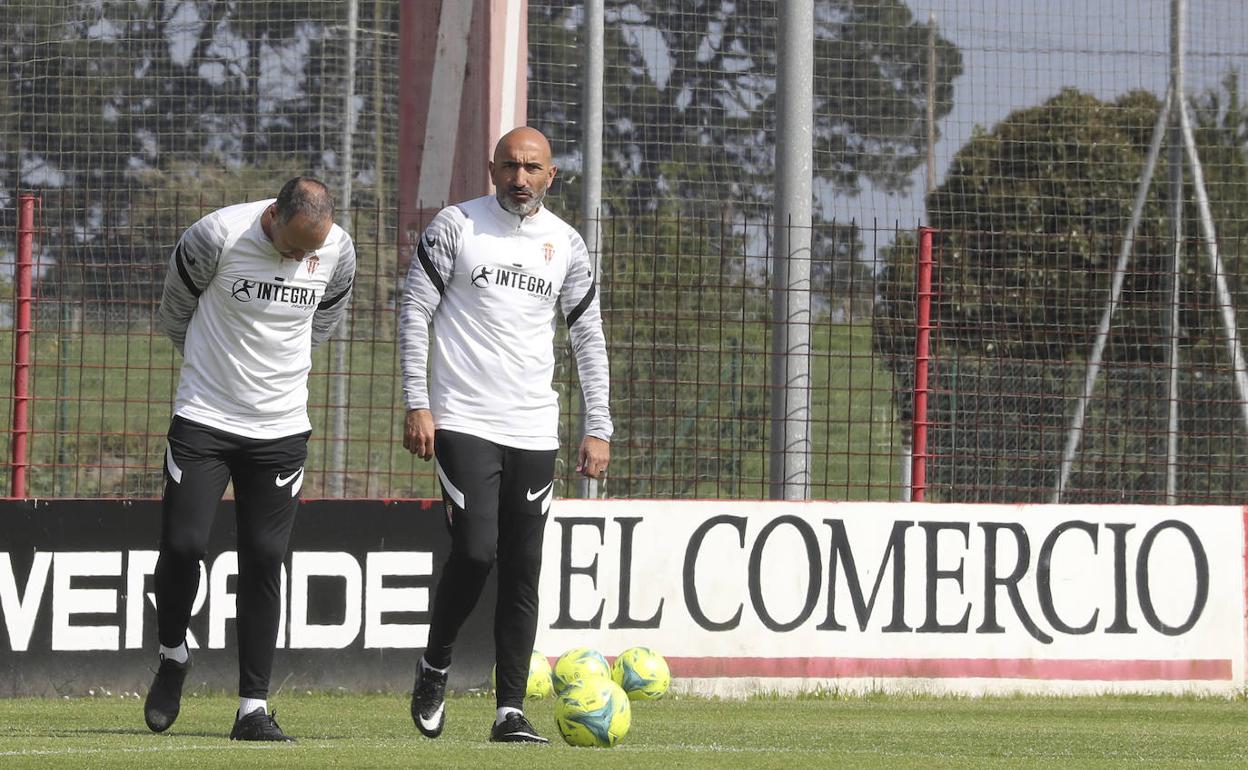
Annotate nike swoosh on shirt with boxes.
[275,468,304,487]
[526,481,554,502]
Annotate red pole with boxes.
[12,195,36,498]
[911,227,934,502]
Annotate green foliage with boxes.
[879,84,1248,363]
[3,2,392,252]
[529,1,963,252]
[6,3,337,190]
[873,80,1248,503]
[928,88,1172,360]
[4,2,388,312]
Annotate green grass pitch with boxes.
[1,692,1246,768]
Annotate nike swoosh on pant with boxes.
[436,459,465,508]
[165,445,183,484]
[275,468,305,497]
[526,481,554,502]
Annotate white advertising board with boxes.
[536,501,1246,696]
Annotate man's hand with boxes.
[403,408,435,460]
[576,436,610,479]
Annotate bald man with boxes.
[144,177,356,741]
[399,127,613,743]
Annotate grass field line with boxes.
[0,743,248,758]
[0,740,1122,761]
[0,741,832,757]
[0,746,950,762]
[4,743,1218,763]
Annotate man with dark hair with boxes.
[274,175,336,224]
[399,127,612,743]
[144,177,356,741]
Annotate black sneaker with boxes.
[490,712,549,744]
[143,654,189,733]
[411,664,448,738]
[230,707,295,742]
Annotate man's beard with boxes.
[497,187,545,216]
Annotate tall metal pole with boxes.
[1178,101,1248,435]
[904,13,939,502]
[769,0,814,500]
[329,0,359,496]
[12,195,35,498]
[911,228,935,502]
[1164,0,1184,504]
[1055,0,1248,502]
[1052,92,1170,503]
[925,15,937,196]
[373,0,387,310]
[578,0,604,499]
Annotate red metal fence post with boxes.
[911,226,934,502]
[12,195,36,498]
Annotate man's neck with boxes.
[260,207,275,242]
[493,195,542,221]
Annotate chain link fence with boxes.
[3,1,1248,501]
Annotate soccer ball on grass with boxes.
[611,645,671,700]
[552,647,611,694]
[554,677,632,748]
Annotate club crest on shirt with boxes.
[543,242,554,263]
[305,254,320,275]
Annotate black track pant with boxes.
[423,429,556,710]
[154,415,310,699]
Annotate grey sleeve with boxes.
[155,214,225,354]
[561,229,614,441]
[311,232,357,348]
[398,207,463,411]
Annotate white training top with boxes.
[155,199,356,439]
[398,194,612,450]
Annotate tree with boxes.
[873,81,1248,503]
[4,2,359,310]
[6,4,155,200]
[534,1,959,217]
[528,0,961,297]
[877,85,1248,365]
